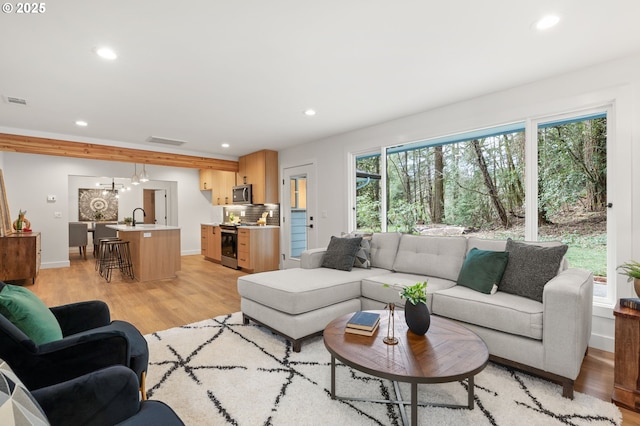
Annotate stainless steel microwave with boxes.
[232,184,252,204]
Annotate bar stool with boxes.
[95,237,121,273]
[101,240,135,283]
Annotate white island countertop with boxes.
[107,224,181,231]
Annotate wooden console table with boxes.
[0,232,41,284]
[613,303,640,412]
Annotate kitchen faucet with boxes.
[132,208,146,226]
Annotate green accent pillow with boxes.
[457,248,509,294]
[0,284,63,345]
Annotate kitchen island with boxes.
[107,224,181,282]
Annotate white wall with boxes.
[0,153,215,268]
[67,175,177,225]
[279,53,640,352]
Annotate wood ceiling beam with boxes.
[0,133,238,172]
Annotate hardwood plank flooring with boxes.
[26,253,640,424]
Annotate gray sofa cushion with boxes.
[321,236,363,271]
[466,236,569,270]
[361,272,456,311]
[431,285,544,340]
[237,267,386,315]
[500,239,568,303]
[369,232,402,270]
[392,234,467,281]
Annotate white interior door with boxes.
[282,163,316,269]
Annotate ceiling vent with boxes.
[146,136,187,146]
[5,96,27,106]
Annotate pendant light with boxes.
[139,164,149,182]
[131,164,140,185]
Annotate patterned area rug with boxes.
[145,313,621,426]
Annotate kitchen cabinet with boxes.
[238,227,279,273]
[200,170,236,205]
[199,169,214,191]
[0,232,41,283]
[237,150,278,204]
[201,225,221,262]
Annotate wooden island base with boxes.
[109,225,181,282]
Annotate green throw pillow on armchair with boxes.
[457,248,509,294]
[0,284,63,345]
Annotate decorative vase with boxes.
[634,278,640,298]
[404,301,430,335]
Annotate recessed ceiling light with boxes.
[75,120,88,127]
[304,109,317,116]
[534,15,560,31]
[94,46,117,60]
[221,143,230,148]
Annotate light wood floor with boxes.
[28,251,640,425]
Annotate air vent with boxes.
[5,96,27,106]
[146,136,187,146]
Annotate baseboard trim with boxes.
[589,332,614,353]
[42,261,69,269]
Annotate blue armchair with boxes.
[1,359,184,426]
[0,292,149,398]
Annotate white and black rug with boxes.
[145,313,621,425]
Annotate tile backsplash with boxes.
[223,204,280,226]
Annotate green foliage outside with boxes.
[356,117,608,277]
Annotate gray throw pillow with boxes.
[499,238,568,303]
[341,232,372,269]
[322,236,363,271]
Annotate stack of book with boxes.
[345,311,380,336]
[620,297,640,310]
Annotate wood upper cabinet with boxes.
[211,171,236,205]
[237,227,279,273]
[200,170,236,205]
[199,169,214,191]
[0,232,41,283]
[237,150,278,204]
[201,225,221,262]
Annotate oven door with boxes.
[220,227,239,269]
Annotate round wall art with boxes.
[79,189,118,221]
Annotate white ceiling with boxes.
[1,0,639,158]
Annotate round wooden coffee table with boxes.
[323,310,489,426]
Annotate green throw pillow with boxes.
[0,284,63,345]
[457,248,509,294]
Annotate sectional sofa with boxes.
[237,232,593,398]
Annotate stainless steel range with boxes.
[220,224,239,269]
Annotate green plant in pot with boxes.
[385,281,430,335]
[618,260,640,297]
[123,217,133,226]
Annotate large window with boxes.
[355,153,382,233]
[353,110,611,302]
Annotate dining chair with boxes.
[68,222,88,260]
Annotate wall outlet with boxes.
[47,195,56,202]
[54,211,62,218]
[240,211,245,217]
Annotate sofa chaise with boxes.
[237,232,593,398]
